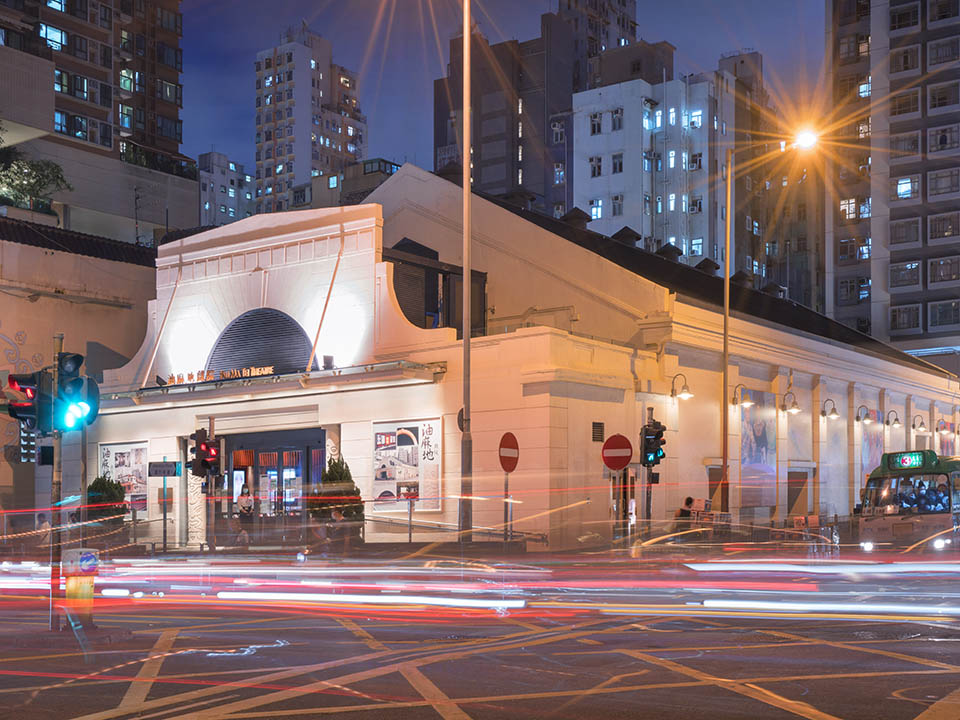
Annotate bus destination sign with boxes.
[888,451,925,470]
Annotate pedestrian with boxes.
[327,508,352,555]
[672,497,694,537]
[36,513,51,549]
[237,485,254,527]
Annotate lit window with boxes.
[655,110,662,128]
[681,152,687,170]
[858,75,872,98]
[311,59,317,69]
[229,162,236,171]
[219,205,226,213]
[656,195,663,213]
[669,107,676,125]
[203,201,210,210]
[668,236,676,246]
[691,238,703,256]
[690,110,702,128]
[47,0,65,11]
[668,150,675,168]
[518,121,523,138]
[228,187,236,198]
[590,198,603,220]
[518,145,523,162]
[39,23,66,50]
[329,175,338,189]
[682,194,687,212]
[667,193,675,212]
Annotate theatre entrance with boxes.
[211,427,327,548]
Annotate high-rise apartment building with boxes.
[199,152,254,226]
[0,0,197,243]
[573,47,824,305]
[826,0,960,358]
[556,0,638,91]
[434,13,575,216]
[253,24,367,214]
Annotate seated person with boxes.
[938,484,951,511]
[920,484,939,512]
[899,480,918,510]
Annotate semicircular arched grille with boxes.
[205,308,318,376]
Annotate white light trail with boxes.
[216,590,525,610]
[686,562,960,575]
[702,599,960,616]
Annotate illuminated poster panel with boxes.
[98,441,148,516]
[740,392,776,507]
[373,418,442,511]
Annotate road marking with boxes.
[132,693,240,720]
[912,685,960,719]
[118,629,179,709]
[400,664,472,720]
[761,629,960,672]
[336,617,387,651]
[618,649,843,720]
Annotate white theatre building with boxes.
[60,164,960,551]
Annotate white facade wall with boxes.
[80,165,960,552]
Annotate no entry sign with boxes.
[601,434,633,471]
[499,432,519,473]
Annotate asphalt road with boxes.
[1,584,960,717]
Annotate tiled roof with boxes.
[472,190,948,378]
[0,215,156,267]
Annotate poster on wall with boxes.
[99,441,148,516]
[373,419,442,511]
[860,409,883,474]
[740,391,776,507]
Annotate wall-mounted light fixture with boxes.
[670,373,693,400]
[731,383,754,407]
[855,405,872,424]
[780,391,801,415]
[885,411,902,428]
[820,398,840,420]
[912,415,927,431]
[938,419,951,435]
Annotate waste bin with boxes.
[62,548,99,627]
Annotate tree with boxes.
[0,118,72,209]
[86,476,128,524]
[0,157,72,210]
[306,455,365,527]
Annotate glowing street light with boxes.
[795,129,818,150]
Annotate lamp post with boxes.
[459,0,473,541]
[720,130,818,515]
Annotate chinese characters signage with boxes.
[373,419,442,511]
[166,365,275,386]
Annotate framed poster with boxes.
[99,441,148,516]
[373,418,442,511]
[740,392,776,507]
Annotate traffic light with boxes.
[205,438,220,476]
[641,420,667,467]
[189,428,208,477]
[53,352,99,431]
[8,371,53,435]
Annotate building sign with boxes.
[166,365,275,386]
[373,419,442,511]
[99,441,148,517]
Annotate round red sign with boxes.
[601,433,633,471]
[499,432,519,473]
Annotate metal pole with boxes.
[49,332,63,632]
[162,455,168,553]
[503,472,509,543]
[408,497,413,544]
[459,0,473,542]
[721,148,733,512]
[80,422,87,545]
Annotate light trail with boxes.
[216,590,526,610]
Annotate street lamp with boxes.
[670,373,693,400]
[731,383,754,407]
[821,398,840,420]
[720,129,820,511]
[459,0,473,540]
[885,411,902,428]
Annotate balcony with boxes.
[120,142,198,181]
